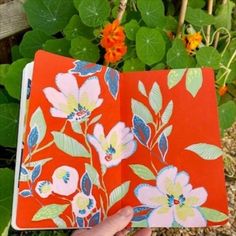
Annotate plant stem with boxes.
[117,0,128,22]
[177,0,189,37]
[206,0,214,46]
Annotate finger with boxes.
[134,228,152,236]
[115,228,130,236]
[71,229,88,236]
[89,206,133,236]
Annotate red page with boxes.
[12,50,228,229]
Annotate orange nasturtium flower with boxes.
[183,32,202,54]
[100,19,127,64]
[218,85,228,96]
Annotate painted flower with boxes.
[52,166,79,196]
[72,192,96,218]
[35,180,53,198]
[43,73,103,122]
[135,166,208,227]
[87,122,137,168]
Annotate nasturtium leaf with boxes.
[63,14,94,40]
[167,39,195,69]
[138,81,147,97]
[129,164,155,180]
[43,38,70,56]
[186,7,215,27]
[215,1,235,30]
[52,131,91,157]
[70,36,99,62]
[0,103,19,147]
[161,100,173,125]
[77,0,110,27]
[24,0,76,35]
[123,58,145,72]
[218,101,236,135]
[188,0,205,9]
[85,163,100,187]
[196,47,221,69]
[11,45,22,62]
[124,20,140,41]
[4,58,31,99]
[32,204,69,221]
[0,88,17,104]
[185,68,203,97]
[167,69,186,89]
[137,0,164,28]
[185,143,223,160]
[156,16,178,32]
[151,63,166,70]
[149,82,162,114]
[199,207,228,222]
[19,30,53,58]
[109,181,130,209]
[0,64,9,85]
[131,99,153,123]
[136,27,166,66]
[0,168,14,235]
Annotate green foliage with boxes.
[123,58,145,71]
[124,19,140,41]
[0,64,9,85]
[43,38,70,56]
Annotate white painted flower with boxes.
[52,166,79,196]
[87,122,137,168]
[72,192,96,217]
[135,166,208,227]
[35,180,52,198]
[43,73,103,122]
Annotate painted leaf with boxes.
[88,114,102,126]
[172,221,182,227]
[109,181,130,209]
[161,100,173,124]
[160,125,173,139]
[186,68,203,97]
[158,133,168,162]
[52,132,90,158]
[69,60,102,76]
[132,219,148,227]
[104,67,120,100]
[133,206,152,214]
[131,99,153,124]
[27,126,39,148]
[132,214,149,222]
[132,115,151,146]
[31,164,42,183]
[80,173,92,196]
[76,216,84,227]
[185,143,223,160]
[19,189,32,198]
[20,166,31,182]
[30,107,46,145]
[71,121,83,134]
[20,166,29,175]
[52,216,67,228]
[85,163,100,187]
[149,82,162,114]
[138,81,147,97]
[129,164,155,180]
[199,207,228,222]
[167,69,186,89]
[89,211,100,227]
[25,157,52,168]
[32,204,69,221]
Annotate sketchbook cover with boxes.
[12,50,228,229]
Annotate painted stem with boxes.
[206,0,214,46]
[177,0,189,37]
[101,173,109,215]
[83,121,93,166]
[117,0,128,22]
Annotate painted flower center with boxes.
[167,194,185,207]
[38,181,51,194]
[56,169,70,183]
[67,104,90,121]
[105,144,116,162]
[76,195,90,209]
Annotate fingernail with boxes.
[118,206,133,217]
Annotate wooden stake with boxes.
[206,0,214,46]
[117,0,128,22]
[177,0,189,37]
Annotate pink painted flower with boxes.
[135,166,208,227]
[43,73,103,122]
[87,122,137,168]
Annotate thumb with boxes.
[89,206,133,236]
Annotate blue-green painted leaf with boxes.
[185,143,223,160]
[138,81,147,97]
[19,189,32,198]
[129,164,155,180]
[168,69,186,89]
[186,68,203,97]
[149,82,162,114]
[85,163,100,187]
[131,219,148,227]
[52,216,67,228]
[199,207,228,222]
[161,100,173,125]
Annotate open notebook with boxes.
[12,50,228,230]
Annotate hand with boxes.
[72,206,152,236]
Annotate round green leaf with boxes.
[124,20,140,41]
[137,0,164,28]
[151,63,166,70]
[0,88,17,104]
[196,47,221,69]
[70,36,100,62]
[188,0,205,9]
[24,0,76,35]
[11,45,22,62]
[167,39,195,69]
[77,0,110,27]
[19,30,53,58]
[0,103,19,147]
[123,58,145,72]
[63,15,94,40]
[129,164,156,180]
[156,16,178,32]
[199,207,228,222]
[136,27,166,66]
[0,64,9,86]
[4,59,31,100]
[43,38,70,56]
